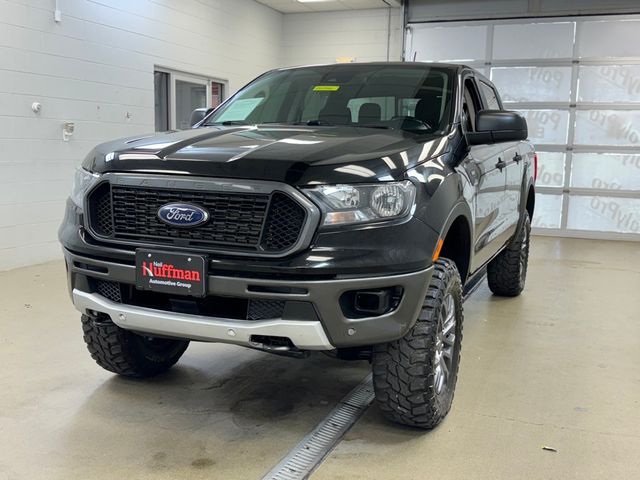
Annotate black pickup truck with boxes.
[60,62,536,429]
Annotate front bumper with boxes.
[72,289,334,350]
[65,248,433,349]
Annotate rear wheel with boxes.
[487,211,531,296]
[81,314,189,378]
[372,259,463,429]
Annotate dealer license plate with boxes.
[135,250,207,297]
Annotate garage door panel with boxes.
[532,193,563,229]
[579,20,640,59]
[407,15,640,240]
[578,65,640,102]
[574,110,640,146]
[567,195,640,234]
[535,152,566,187]
[492,22,575,60]
[518,109,570,145]
[571,153,640,190]
[491,66,572,102]
[409,25,487,62]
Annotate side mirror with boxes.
[189,107,214,127]
[466,110,528,145]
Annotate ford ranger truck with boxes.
[59,62,535,429]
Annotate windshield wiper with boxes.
[354,124,390,130]
[207,120,248,126]
[292,119,335,126]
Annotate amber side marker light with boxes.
[432,238,444,261]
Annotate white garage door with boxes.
[406,16,640,240]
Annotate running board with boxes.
[463,267,487,301]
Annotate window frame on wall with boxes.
[405,14,640,241]
[154,67,228,131]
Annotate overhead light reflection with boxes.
[279,138,322,145]
[118,153,161,160]
[381,156,396,169]
[335,165,375,177]
[307,255,333,262]
[135,142,174,150]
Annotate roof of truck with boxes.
[277,61,473,71]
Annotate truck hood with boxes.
[83,125,450,184]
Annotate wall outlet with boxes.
[62,122,75,141]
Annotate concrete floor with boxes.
[0,237,639,480]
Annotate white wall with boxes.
[281,7,403,67]
[0,1,402,270]
[0,0,283,270]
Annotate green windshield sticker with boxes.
[313,85,340,92]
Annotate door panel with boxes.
[503,143,524,234]
[467,143,509,271]
[462,75,511,272]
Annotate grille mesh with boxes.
[247,299,286,320]
[96,280,122,303]
[89,184,114,237]
[261,193,306,252]
[110,186,268,247]
[87,183,307,254]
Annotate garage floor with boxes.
[1,237,639,480]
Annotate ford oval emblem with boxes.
[157,203,209,227]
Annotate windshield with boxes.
[204,64,454,134]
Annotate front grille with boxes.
[87,183,308,254]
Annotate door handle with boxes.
[495,158,506,170]
[513,153,522,163]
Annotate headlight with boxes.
[70,168,100,208]
[303,181,416,227]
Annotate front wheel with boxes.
[81,315,189,378]
[372,258,463,429]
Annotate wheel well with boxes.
[526,186,535,218]
[439,216,471,284]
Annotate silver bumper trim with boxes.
[72,289,334,350]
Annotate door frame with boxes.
[155,66,229,130]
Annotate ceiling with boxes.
[255,0,401,13]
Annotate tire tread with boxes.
[487,212,531,297]
[81,315,188,378]
[372,259,463,429]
